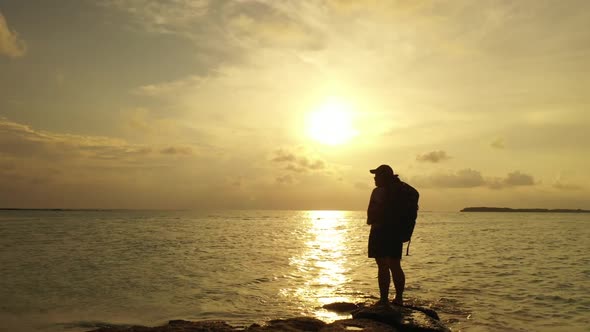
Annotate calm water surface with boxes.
[0,210,589,331]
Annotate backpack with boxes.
[388,181,419,254]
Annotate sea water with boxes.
[0,210,589,332]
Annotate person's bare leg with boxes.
[389,258,405,305]
[375,258,390,304]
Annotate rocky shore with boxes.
[88,301,450,332]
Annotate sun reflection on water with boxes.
[285,210,354,321]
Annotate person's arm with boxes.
[367,188,385,225]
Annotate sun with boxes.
[306,98,358,146]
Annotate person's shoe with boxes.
[391,297,403,306]
[374,299,390,307]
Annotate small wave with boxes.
[532,294,576,303]
[59,320,136,330]
[494,271,516,277]
[236,277,272,286]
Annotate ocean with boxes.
[0,210,588,332]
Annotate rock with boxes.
[86,300,450,332]
[246,317,327,331]
[352,304,450,332]
[396,308,449,332]
[321,318,398,331]
[88,320,239,331]
[402,305,440,321]
[322,302,360,313]
[351,305,402,326]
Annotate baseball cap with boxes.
[369,164,397,177]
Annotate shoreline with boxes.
[87,301,450,332]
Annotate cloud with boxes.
[276,174,294,184]
[97,0,242,79]
[298,157,325,170]
[494,121,590,152]
[552,173,583,190]
[160,146,192,155]
[121,108,213,146]
[224,1,324,50]
[102,0,324,50]
[271,148,326,173]
[271,149,297,163]
[100,0,210,35]
[0,118,226,209]
[553,181,582,191]
[133,76,204,98]
[491,138,505,149]
[0,12,26,58]
[0,118,152,196]
[413,168,537,189]
[487,171,536,189]
[284,159,325,173]
[503,171,535,186]
[0,118,198,164]
[424,168,485,188]
[416,150,451,163]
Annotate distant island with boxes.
[461,207,590,213]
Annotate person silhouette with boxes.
[366,164,407,305]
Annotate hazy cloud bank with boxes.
[552,182,583,191]
[0,12,26,58]
[0,118,223,209]
[412,168,537,189]
[552,174,583,191]
[0,119,189,160]
[99,0,210,36]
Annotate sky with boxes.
[1,0,589,211]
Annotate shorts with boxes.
[368,224,403,259]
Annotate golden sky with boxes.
[1,0,589,211]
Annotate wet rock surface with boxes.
[88,301,449,332]
[352,305,449,332]
[322,302,360,312]
[246,317,326,331]
[88,320,239,332]
[321,318,398,332]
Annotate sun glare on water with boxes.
[287,210,352,321]
[306,99,358,146]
